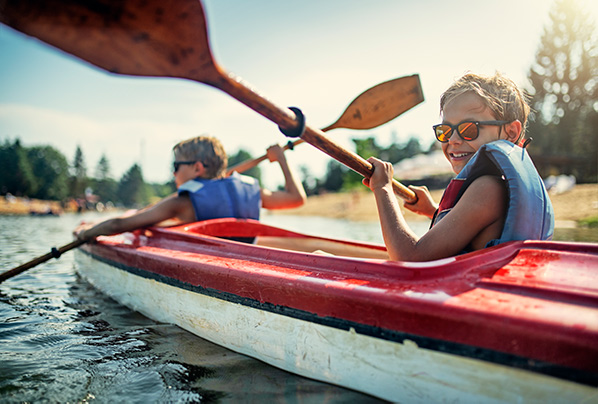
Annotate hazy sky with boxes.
[1,0,596,189]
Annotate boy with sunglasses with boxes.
[363,72,554,261]
[76,135,306,241]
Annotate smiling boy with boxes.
[364,72,554,261]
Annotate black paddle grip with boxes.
[51,247,61,259]
[279,107,305,138]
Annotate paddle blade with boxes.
[323,74,424,131]
[0,0,221,83]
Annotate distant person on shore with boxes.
[75,135,306,241]
[363,72,554,261]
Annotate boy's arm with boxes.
[411,175,506,259]
[75,194,195,240]
[366,157,506,261]
[260,144,307,210]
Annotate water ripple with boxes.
[0,213,385,403]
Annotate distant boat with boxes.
[29,208,61,216]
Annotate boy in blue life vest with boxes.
[76,135,306,240]
[363,72,554,261]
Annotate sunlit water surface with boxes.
[0,212,595,403]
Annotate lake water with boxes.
[0,212,596,403]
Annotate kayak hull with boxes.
[74,219,598,402]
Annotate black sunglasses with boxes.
[433,120,509,143]
[173,161,196,173]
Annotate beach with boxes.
[1,183,596,227]
[270,184,598,227]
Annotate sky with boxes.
[1,0,596,189]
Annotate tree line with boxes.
[0,135,431,207]
[0,140,174,208]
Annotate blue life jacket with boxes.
[431,140,554,248]
[177,171,261,221]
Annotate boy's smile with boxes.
[441,92,507,174]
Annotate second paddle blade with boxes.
[324,74,424,131]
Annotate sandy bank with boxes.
[270,184,598,227]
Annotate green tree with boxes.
[91,154,118,203]
[228,148,262,182]
[379,136,423,164]
[90,177,118,204]
[95,154,111,179]
[117,163,149,207]
[148,181,176,199]
[323,160,345,192]
[69,145,88,197]
[26,145,69,200]
[402,138,423,159]
[340,137,384,190]
[0,139,37,196]
[527,0,598,182]
[352,137,382,160]
[299,165,319,196]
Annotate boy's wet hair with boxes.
[440,72,531,138]
[173,135,228,178]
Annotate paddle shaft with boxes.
[205,72,417,202]
[0,239,87,284]
[226,74,424,176]
[226,130,330,176]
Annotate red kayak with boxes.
[75,218,598,403]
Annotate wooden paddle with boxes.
[0,0,420,202]
[0,239,86,284]
[226,75,424,176]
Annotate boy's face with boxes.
[173,152,201,187]
[174,164,197,187]
[441,92,507,174]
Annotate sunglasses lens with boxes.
[458,122,478,140]
[434,125,452,142]
[173,163,180,172]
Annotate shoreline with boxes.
[269,184,598,228]
[2,184,597,228]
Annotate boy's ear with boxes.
[504,120,522,142]
[194,161,206,176]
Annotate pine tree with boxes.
[527,0,598,182]
[95,154,111,180]
[117,163,148,207]
[69,145,88,197]
[93,154,118,203]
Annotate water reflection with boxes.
[0,213,384,403]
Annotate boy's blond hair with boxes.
[440,72,531,140]
[173,135,227,179]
